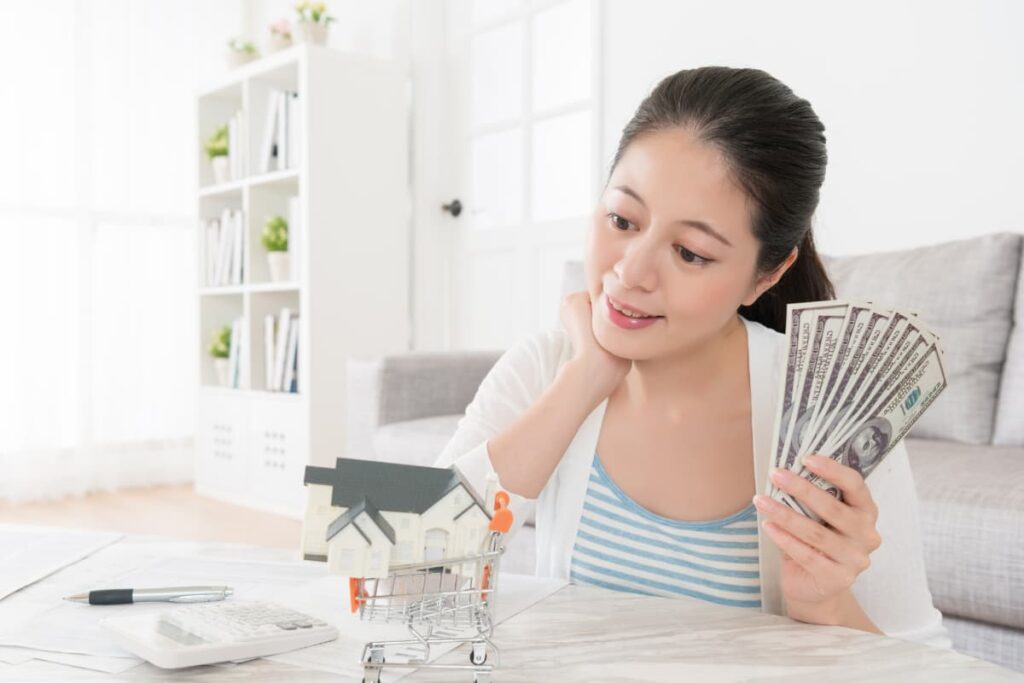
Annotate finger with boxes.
[802,454,877,513]
[770,467,858,535]
[753,495,859,567]
[761,520,847,592]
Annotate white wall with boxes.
[601,0,1024,256]
[235,1,1022,349]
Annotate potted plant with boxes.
[226,37,259,68]
[268,19,293,52]
[262,215,290,281]
[294,2,334,45]
[203,125,229,185]
[209,325,232,387]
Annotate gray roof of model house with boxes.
[304,458,491,543]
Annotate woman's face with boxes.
[584,126,784,361]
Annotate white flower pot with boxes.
[268,34,292,53]
[267,251,290,282]
[226,50,257,68]
[211,156,229,184]
[214,357,230,387]
[296,21,328,46]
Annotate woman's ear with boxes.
[743,246,799,306]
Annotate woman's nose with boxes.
[614,239,659,291]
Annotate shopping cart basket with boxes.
[351,490,514,683]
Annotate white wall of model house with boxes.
[303,483,491,578]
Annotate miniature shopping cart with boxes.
[351,491,514,683]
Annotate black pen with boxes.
[63,585,233,605]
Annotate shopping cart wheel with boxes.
[470,642,488,665]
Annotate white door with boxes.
[418,0,602,350]
[424,528,450,561]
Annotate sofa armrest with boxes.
[346,350,504,458]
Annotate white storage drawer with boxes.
[196,393,250,497]
[248,395,308,517]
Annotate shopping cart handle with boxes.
[489,490,513,533]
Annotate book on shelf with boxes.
[224,317,246,389]
[287,194,300,281]
[226,109,246,181]
[258,89,301,174]
[287,91,301,169]
[204,208,245,287]
[281,317,299,393]
[264,307,300,393]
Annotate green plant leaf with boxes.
[209,324,232,358]
[261,214,289,252]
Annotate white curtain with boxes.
[0,0,240,502]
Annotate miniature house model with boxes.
[302,458,497,578]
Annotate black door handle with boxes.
[442,199,462,217]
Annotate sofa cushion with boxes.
[993,240,1024,447]
[905,436,1024,630]
[371,414,463,469]
[373,414,537,527]
[823,233,1022,445]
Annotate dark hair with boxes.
[609,66,835,333]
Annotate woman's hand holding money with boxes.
[753,454,884,633]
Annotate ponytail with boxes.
[738,231,835,334]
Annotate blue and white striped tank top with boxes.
[569,452,762,609]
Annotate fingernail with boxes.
[770,468,787,483]
[804,454,824,468]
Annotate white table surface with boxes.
[1,532,1019,682]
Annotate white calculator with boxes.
[100,600,338,669]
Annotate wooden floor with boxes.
[0,484,302,549]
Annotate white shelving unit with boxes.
[195,45,410,518]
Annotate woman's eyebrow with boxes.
[612,184,733,248]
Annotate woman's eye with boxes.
[677,246,713,266]
[607,212,632,231]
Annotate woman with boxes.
[435,66,950,647]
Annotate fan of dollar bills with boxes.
[767,300,948,523]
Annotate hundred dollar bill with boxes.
[817,329,935,457]
[793,311,914,477]
[785,344,948,523]
[800,304,891,461]
[795,303,870,460]
[769,302,870,503]
[778,303,848,477]
[811,309,941,462]
[767,304,812,496]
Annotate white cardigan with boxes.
[435,315,951,648]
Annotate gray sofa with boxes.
[346,232,1024,673]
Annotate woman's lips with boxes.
[604,293,663,330]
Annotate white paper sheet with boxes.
[0,651,141,675]
[266,572,568,680]
[0,533,566,679]
[0,524,123,600]
[0,546,330,660]
[0,646,35,664]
